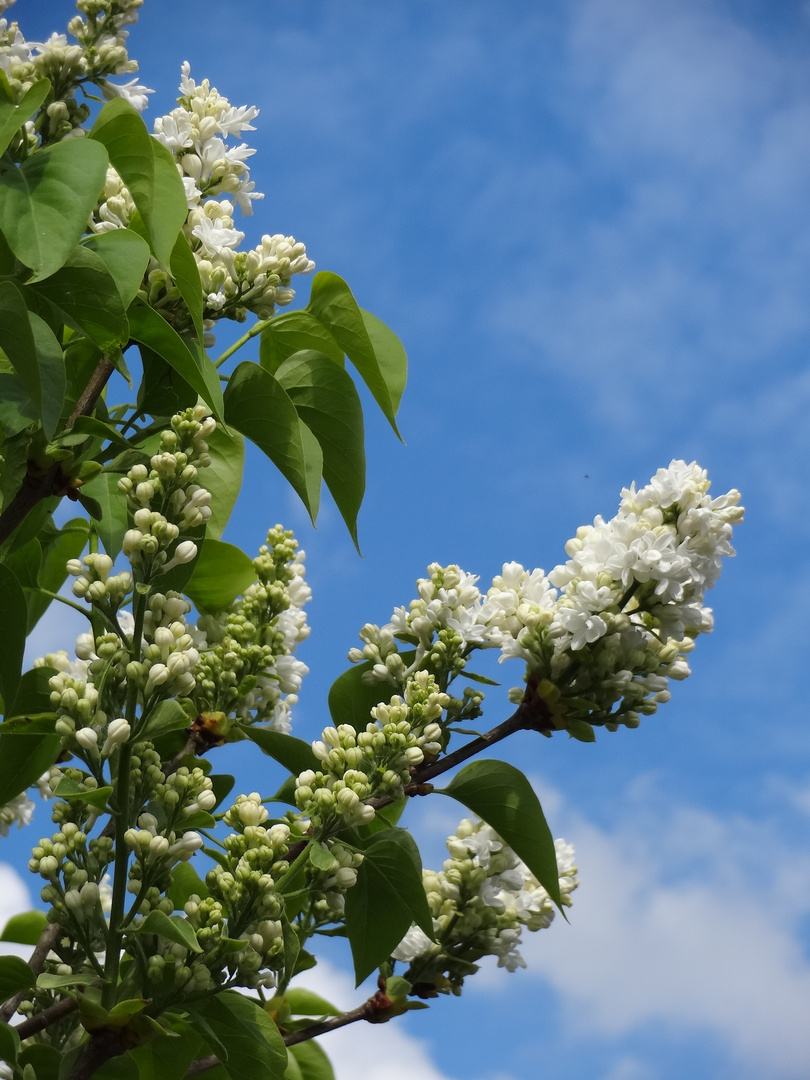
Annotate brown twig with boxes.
[67,1030,126,1080]
[0,921,61,1022]
[186,988,399,1075]
[0,355,115,547]
[13,995,77,1038]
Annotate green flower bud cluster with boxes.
[141,939,215,997]
[394,819,578,994]
[127,742,164,811]
[118,406,215,578]
[45,768,112,836]
[75,628,130,709]
[307,840,364,919]
[124,811,203,917]
[153,765,216,823]
[401,670,450,753]
[48,670,106,741]
[66,552,132,606]
[132,617,201,700]
[348,568,492,758]
[28,821,113,940]
[177,794,291,989]
[0,0,147,150]
[193,526,310,732]
[182,893,283,991]
[295,715,428,830]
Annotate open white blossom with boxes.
[0,791,35,836]
[393,818,577,988]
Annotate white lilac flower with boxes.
[99,75,152,111]
[0,791,35,836]
[393,818,577,987]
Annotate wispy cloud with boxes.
[512,781,810,1079]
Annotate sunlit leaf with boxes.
[0,138,109,280]
[440,759,562,909]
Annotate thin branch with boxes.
[0,922,61,1022]
[282,1001,377,1046]
[213,318,271,369]
[13,996,77,1039]
[367,683,555,811]
[186,990,400,1076]
[66,357,116,429]
[68,1030,126,1080]
[0,355,115,547]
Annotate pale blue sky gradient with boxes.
[5,3,810,1078]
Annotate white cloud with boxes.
[512,784,810,1079]
[291,960,461,1080]
[0,863,35,961]
[24,597,87,668]
[486,0,810,430]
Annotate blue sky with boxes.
[4,1,810,1078]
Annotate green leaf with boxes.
[4,667,55,721]
[149,138,193,268]
[224,361,322,523]
[210,773,235,808]
[462,670,500,686]
[243,727,319,776]
[0,78,51,156]
[328,658,405,731]
[185,538,256,612]
[440,759,562,909]
[26,517,88,631]
[27,312,66,440]
[19,1043,61,1080]
[0,373,38,436]
[168,861,209,910]
[0,1020,19,1066]
[307,272,401,436]
[1,910,47,945]
[204,424,244,541]
[107,998,148,1023]
[53,778,112,811]
[566,718,596,742]
[360,309,407,423]
[285,1049,304,1080]
[0,954,35,1000]
[88,1054,138,1080]
[170,232,204,343]
[191,990,287,1080]
[181,810,216,830]
[0,281,65,439]
[29,244,129,352]
[260,311,345,373]
[140,699,191,740]
[133,911,202,954]
[284,989,341,1018]
[136,344,198,419]
[37,971,98,990]
[69,415,134,450]
[288,1041,336,1080]
[79,472,128,559]
[90,98,187,268]
[276,351,365,550]
[0,563,26,712]
[6,538,40,589]
[129,300,224,420]
[128,1028,203,1080]
[309,842,334,871]
[83,229,151,308]
[0,138,109,281]
[344,829,434,985]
